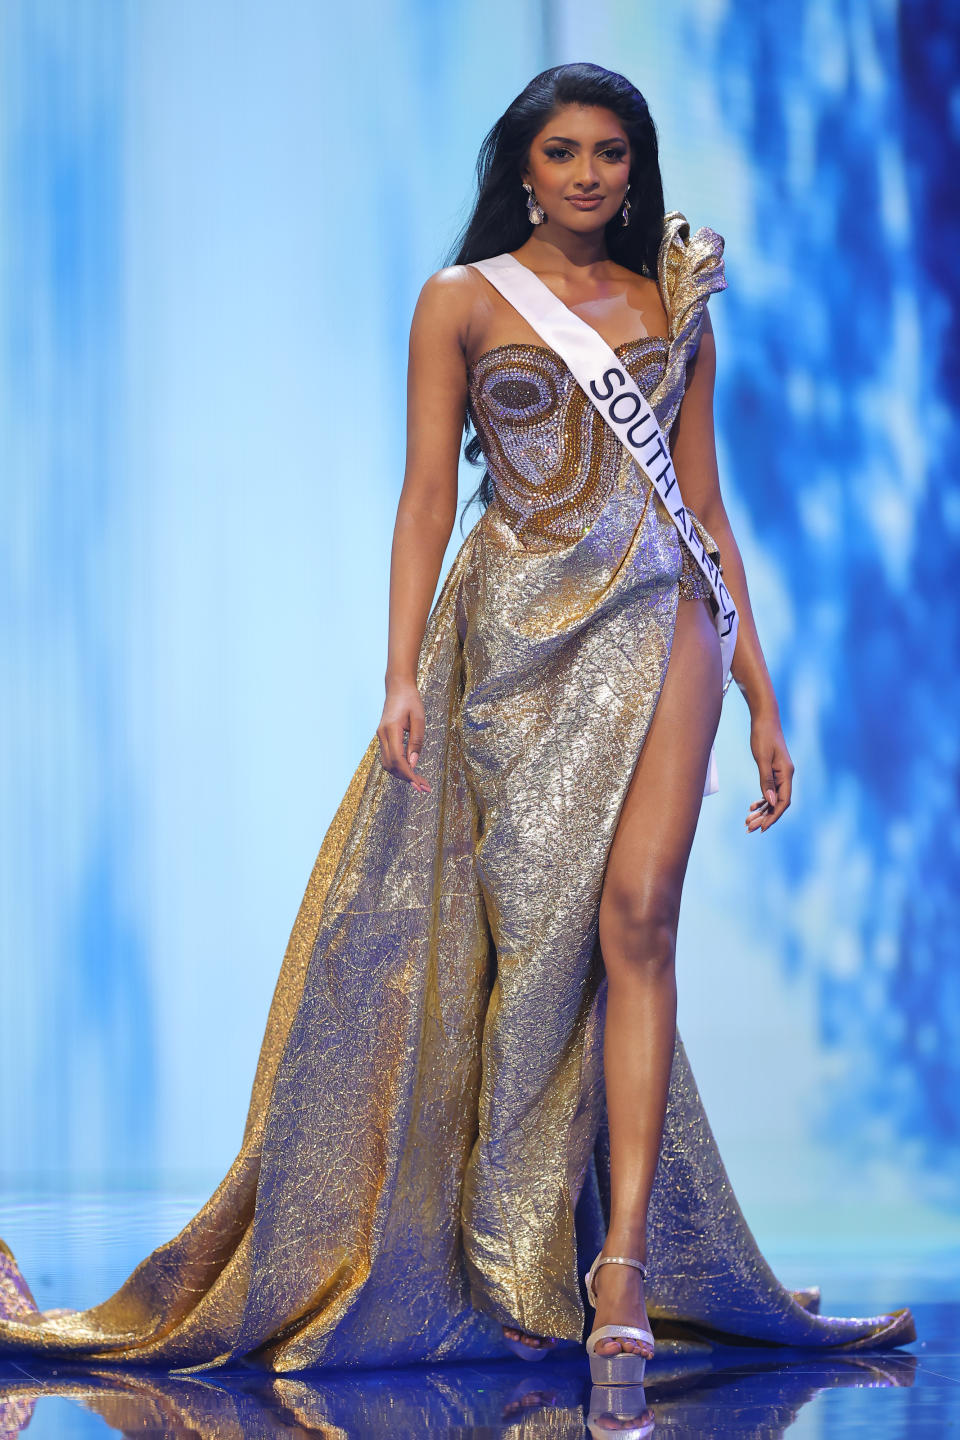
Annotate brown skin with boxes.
[377,102,794,1356]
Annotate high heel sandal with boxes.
[584,1252,655,1385]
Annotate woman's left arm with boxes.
[669,308,794,834]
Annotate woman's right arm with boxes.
[377,267,475,794]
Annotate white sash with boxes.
[469,252,739,797]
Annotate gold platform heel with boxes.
[584,1252,655,1385]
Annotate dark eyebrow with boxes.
[542,135,627,147]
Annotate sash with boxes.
[469,253,739,797]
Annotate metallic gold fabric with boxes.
[0,212,916,1371]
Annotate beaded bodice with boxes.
[465,213,729,592]
[466,334,670,550]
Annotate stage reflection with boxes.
[0,1345,918,1438]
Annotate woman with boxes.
[0,62,915,1378]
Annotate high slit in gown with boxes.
[0,212,916,1371]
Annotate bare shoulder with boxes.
[412,264,485,347]
[419,263,482,299]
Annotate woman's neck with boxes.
[514,227,611,275]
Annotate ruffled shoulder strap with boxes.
[658,209,727,339]
[648,210,727,435]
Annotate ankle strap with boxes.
[585,1252,649,1307]
[595,1255,649,1281]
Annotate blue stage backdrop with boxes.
[1,0,957,1256]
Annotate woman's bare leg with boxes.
[590,595,723,1355]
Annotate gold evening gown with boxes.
[0,212,916,1372]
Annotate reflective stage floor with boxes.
[0,1194,956,1437]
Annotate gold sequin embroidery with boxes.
[467,337,670,549]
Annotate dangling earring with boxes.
[522,181,547,226]
[621,184,632,228]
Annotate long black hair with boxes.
[445,62,666,526]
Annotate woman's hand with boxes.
[377,679,431,794]
[745,710,794,833]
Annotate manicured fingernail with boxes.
[766,789,776,807]
[410,753,419,767]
